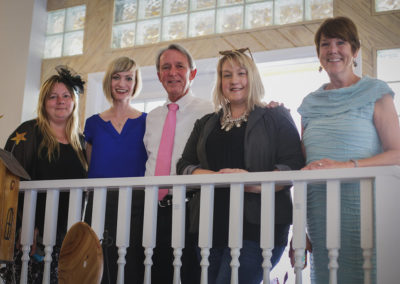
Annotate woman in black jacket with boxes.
[177,49,304,284]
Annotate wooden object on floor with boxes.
[58,222,103,284]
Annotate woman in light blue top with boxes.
[298,16,400,284]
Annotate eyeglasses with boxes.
[218,47,254,61]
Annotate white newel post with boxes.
[172,185,186,284]
[228,183,244,284]
[20,190,37,284]
[199,184,214,284]
[260,182,275,284]
[42,189,60,284]
[360,179,374,284]
[142,186,158,284]
[326,180,341,284]
[67,187,83,228]
[292,181,307,284]
[116,186,133,284]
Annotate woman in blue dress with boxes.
[298,16,400,284]
[84,56,147,284]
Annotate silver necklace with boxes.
[221,111,248,132]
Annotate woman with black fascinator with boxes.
[2,66,87,283]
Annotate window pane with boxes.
[164,0,188,15]
[163,15,188,40]
[114,0,137,23]
[65,5,85,32]
[190,0,216,10]
[112,23,136,48]
[377,48,400,82]
[44,35,63,58]
[376,0,400,12]
[217,6,243,33]
[276,0,303,24]
[63,31,84,56]
[138,0,161,19]
[245,2,273,29]
[189,10,215,37]
[47,10,65,34]
[136,19,161,45]
[218,0,243,6]
[307,0,333,20]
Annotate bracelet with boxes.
[350,159,359,168]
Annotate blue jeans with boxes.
[203,240,286,284]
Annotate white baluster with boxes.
[91,187,107,240]
[142,186,158,284]
[229,183,244,284]
[67,187,83,229]
[198,184,214,284]
[260,182,275,283]
[116,186,132,284]
[360,179,373,284]
[42,189,60,284]
[20,190,37,284]
[326,180,341,284]
[292,181,307,284]
[172,185,186,284]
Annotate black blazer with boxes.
[177,105,305,225]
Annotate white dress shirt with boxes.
[144,92,214,176]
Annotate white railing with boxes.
[14,166,400,284]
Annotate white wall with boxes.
[0,0,46,147]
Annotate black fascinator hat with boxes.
[55,65,85,95]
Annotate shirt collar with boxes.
[165,90,193,110]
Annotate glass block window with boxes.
[377,48,400,116]
[111,0,332,48]
[375,0,400,12]
[44,5,86,58]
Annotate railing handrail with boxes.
[18,165,400,190]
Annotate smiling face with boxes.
[111,70,135,103]
[319,34,358,78]
[157,49,197,102]
[45,82,74,124]
[221,60,249,107]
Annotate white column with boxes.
[68,187,83,229]
[260,182,275,283]
[172,185,186,284]
[116,186,133,284]
[198,184,214,284]
[228,183,244,284]
[326,180,341,284]
[360,179,374,284]
[292,181,307,284]
[142,186,158,284]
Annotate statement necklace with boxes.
[221,111,248,132]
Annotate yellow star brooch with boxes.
[11,131,27,145]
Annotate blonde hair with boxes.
[102,56,142,104]
[213,50,264,116]
[37,75,87,170]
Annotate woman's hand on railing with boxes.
[302,158,355,170]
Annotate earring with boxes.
[353,60,358,67]
[319,66,323,72]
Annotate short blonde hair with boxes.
[102,56,142,103]
[213,50,264,115]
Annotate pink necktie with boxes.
[155,103,179,200]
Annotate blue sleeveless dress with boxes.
[297,76,394,284]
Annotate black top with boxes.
[5,119,87,243]
[177,106,305,246]
[206,121,260,245]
